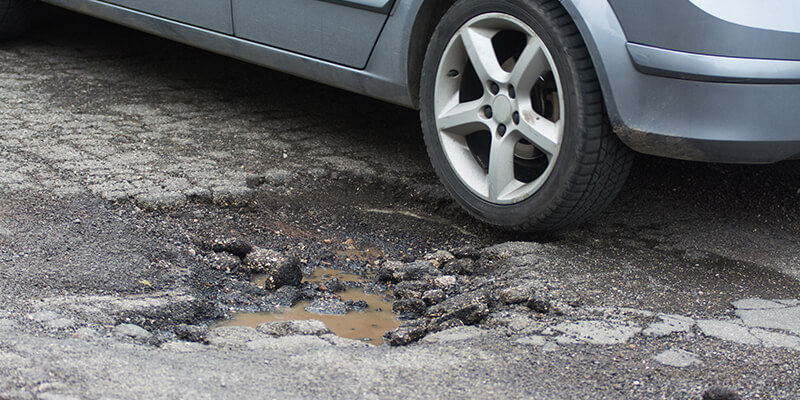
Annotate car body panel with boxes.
[43,0,424,107]
[100,0,233,34]
[231,0,389,68]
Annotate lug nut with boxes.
[497,124,507,136]
[447,69,459,77]
[483,106,493,119]
[489,82,500,95]
[508,85,516,99]
[512,111,520,125]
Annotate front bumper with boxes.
[617,44,800,163]
[563,0,800,164]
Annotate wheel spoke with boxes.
[516,114,559,156]
[437,98,488,135]
[487,135,518,201]
[509,37,549,90]
[460,26,509,84]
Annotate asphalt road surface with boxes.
[1,7,799,400]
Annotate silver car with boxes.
[2,0,799,231]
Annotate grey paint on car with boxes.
[608,0,800,61]
[231,0,389,69]
[101,0,233,34]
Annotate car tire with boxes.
[420,0,633,231]
[0,0,37,40]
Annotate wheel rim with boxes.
[434,13,565,205]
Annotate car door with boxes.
[231,0,394,69]
[101,0,234,34]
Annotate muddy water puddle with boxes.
[222,269,398,345]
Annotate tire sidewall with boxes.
[421,0,594,228]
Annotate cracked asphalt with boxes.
[1,7,800,400]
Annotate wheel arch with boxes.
[406,0,458,109]
[555,0,626,126]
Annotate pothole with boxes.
[218,268,398,344]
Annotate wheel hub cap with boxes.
[492,95,512,123]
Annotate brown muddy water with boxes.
[221,269,398,345]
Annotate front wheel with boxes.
[0,0,37,40]
[420,0,633,231]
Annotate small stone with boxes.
[375,260,403,282]
[257,320,332,336]
[113,324,153,340]
[393,298,427,317]
[267,286,301,307]
[384,322,428,346]
[320,278,347,293]
[305,298,347,315]
[346,300,368,312]
[451,246,480,260]
[244,248,302,290]
[424,250,454,268]
[430,319,465,332]
[653,349,702,367]
[441,258,479,275]
[499,284,535,304]
[174,324,207,343]
[210,252,242,273]
[422,289,446,306]
[702,387,741,400]
[427,291,489,327]
[375,268,395,283]
[245,175,267,188]
[434,275,457,287]
[210,237,253,258]
[526,293,551,314]
[393,287,422,300]
[393,261,440,282]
